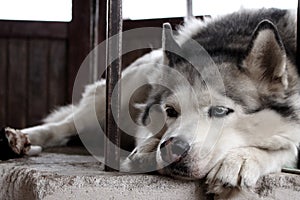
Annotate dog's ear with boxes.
[240,20,288,91]
[241,20,288,89]
[162,23,184,66]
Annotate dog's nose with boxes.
[160,137,190,163]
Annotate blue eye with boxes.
[209,106,234,118]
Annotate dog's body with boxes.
[3,8,300,196]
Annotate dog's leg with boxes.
[1,80,106,156]
[21,118,76,147]
[121,136,160,173]
[206,142,298,196]
[21,79,108,148]
[1,106,78,159]
[24,49,161,148]
[2,50,162,159]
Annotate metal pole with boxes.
[297,0,300,73]
[186,0,193,20]
[90,0,99,83]
[297,1,300,169]
[296,0,300,169]
[105,0,122,171]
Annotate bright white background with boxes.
[123,0,298,19]
[0,0,72,21]
[0,0,297,21]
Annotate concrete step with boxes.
[0,151,300,200]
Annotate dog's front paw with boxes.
[121,137,160,173]
[206,149,261,195]
[0,127,32,160]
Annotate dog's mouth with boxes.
[158,161,197,180]
[158,157,216,180]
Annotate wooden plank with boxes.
[27,39,48,126]
[99,0,107,44]
[123,17,184,30]
[123,16,206,31]
[48,40,67,109]
[7,39,27,128]
[0,39,7,128]
[68,0,92,102]
[0,21,68,39]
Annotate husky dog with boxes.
[2,8,300,196]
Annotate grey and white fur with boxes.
[4,8,300,197]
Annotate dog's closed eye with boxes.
[209,106,234,118]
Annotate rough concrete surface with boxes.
[0,151,299,200]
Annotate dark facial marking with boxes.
[267,102,298,120]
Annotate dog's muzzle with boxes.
[160,137,190,164]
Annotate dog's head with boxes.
[129,20,299,179]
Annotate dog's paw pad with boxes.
[0,127,31,160]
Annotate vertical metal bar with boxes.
[186,0,193,20]
[297,0,300,73]
[89,0,100,83]
[297,1,300,170]
[105,0,122,171]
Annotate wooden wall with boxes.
[0,22,68,128]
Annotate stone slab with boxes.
[0,152,299,200]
